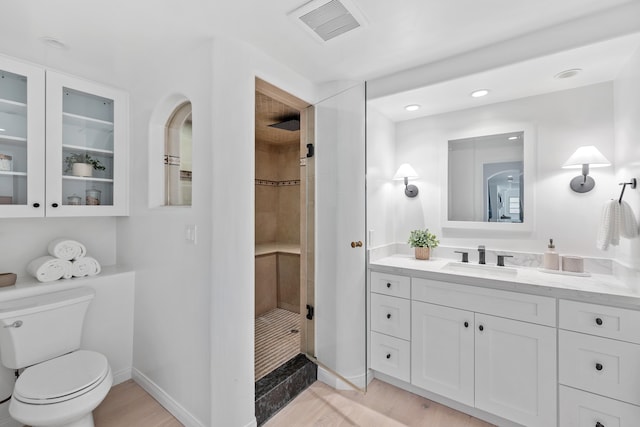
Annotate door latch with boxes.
[306,304,314,320]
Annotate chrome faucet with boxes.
[478,245,486,264]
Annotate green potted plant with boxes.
[64,153,106,177]
[408,229,439,260]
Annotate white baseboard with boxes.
[132,368,205,427]
[243,419,258,427]
[317,367,371,391]
[112,367,132,386]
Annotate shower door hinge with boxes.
[306,143,314,158]
[306,304,314,320]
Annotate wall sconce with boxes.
[393,163,419,197]
[562,145,611,193]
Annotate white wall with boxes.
[115,40,214,426]
[0,217,116,278]
[209,36,317,427]
[366,107,396,248]
[614,47,640,270]
[116,35,318,427]
[392,83,616,256]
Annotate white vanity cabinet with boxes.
[559,300,640,426]
[411,278,557,427]
[0,55,128,218]
[369,272,411,382]
[411,301,474,406]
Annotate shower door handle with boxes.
[350,241,363,248]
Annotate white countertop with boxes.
[370,255,640,307]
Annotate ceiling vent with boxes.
[289,0,367,42]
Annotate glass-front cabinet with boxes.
[46,71,128,216]
[0,57,45,217]
[0,56,128,218]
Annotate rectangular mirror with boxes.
[442,125,534,231]
[448,131,523,222]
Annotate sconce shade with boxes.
[562,145,611,193]
[393,163,419,197]
[562,146,611,168]
[393,163,419,180]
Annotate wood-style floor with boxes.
[264,379,495,427]
[94,378,494,427]
[93,380,182,427]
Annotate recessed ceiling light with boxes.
[39,36,67,50]
[470,89,490,98]
[508,136,518,140]
[405,104,421,111]
[554,68,582,79]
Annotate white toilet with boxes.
[0,287,113,427]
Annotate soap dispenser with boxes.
[543,238,560,270]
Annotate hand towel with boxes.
[47,238,87,261]
[620,201,639,239]
[70,256,101,278]
[596,200,620,251]
[27,256,72,282]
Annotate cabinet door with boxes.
[411,301,474,407]
[475,313,557,426]
[45,71,128,216]
[0,56,45,217]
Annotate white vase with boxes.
[72,163,93,177]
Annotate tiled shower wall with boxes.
[255,142,300,245]
[255,141,301,317]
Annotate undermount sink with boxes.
[442,262,518,277]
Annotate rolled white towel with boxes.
[71,257,101,278]
[620,201,639,239]
[47,238,87,261]
[27,256,72,283]
[596,200,620,251]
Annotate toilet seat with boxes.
[14,350,109,405]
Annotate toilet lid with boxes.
[14,350,109,403]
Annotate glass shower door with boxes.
[305,82,367,390]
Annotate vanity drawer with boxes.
[560,300,640,344]
[560,385,640,427]
[371,293,410,340]
[412,278,556,326]
[370,331,410,382]
[559,330,640,405]
[371,271,410,299]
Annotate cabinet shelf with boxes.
[0,135,27,145]
[0,98,27,114]
[0,170,27,177]
[62,144,114,157]
[63,112,114,131]
[62,175,114,183]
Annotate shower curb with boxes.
[255,353,317,426]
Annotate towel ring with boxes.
[618,178,637,203]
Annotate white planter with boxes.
[72,162,93,177]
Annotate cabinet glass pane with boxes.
[61,87,114,206]
[0,70,28,206]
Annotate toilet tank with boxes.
[0,287,95,369]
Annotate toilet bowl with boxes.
[9,351,113,427]
[0,287,113,427]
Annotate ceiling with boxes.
[370,32,640,122]
[0,0,637,88]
